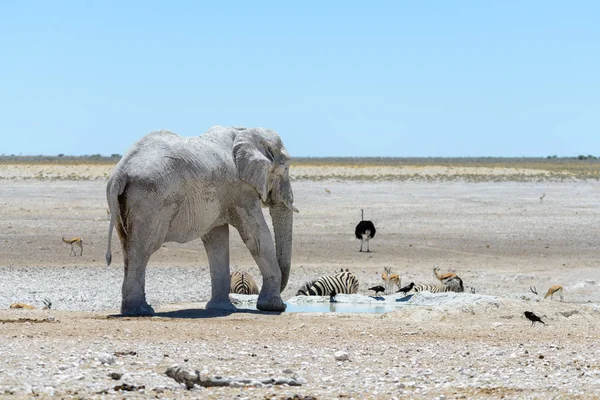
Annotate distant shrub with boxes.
[111,153,121,158]
[57,154,64,157]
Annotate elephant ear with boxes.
[233,130,272,204]
[233,128,298,212]
[268,153,299,213]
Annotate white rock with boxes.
[96,353,116,365]
[513,273,535,281]
[334,351,350,361]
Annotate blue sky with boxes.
[1,1,599,157]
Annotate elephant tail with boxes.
[106,173,127,266]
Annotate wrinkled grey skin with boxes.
[106,126,297,316]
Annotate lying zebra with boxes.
[297,271,359,296]
[229,270,259,295]
[399,276,465,294]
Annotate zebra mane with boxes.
[445,276,464,291]
[297,279,318,296]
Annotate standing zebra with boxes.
[355,209,376,252]
[229,270,260,295]
[297,271,360,296]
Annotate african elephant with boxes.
[105,126,297,316]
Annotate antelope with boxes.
[381,266,401,294]
[9,303,36,309]
[324,188,331,195]
[9,298,52,310]
[530,286,538,295]
[433,266,458,284]
[42,298,52,310]
[62,237,83,256]
[544,284,564,301]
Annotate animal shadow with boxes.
[395,294,414,302]
[109,308,282,319]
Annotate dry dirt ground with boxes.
[1,163,600,399]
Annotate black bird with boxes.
[368,285,386,296]
[355,209,376,252]
[524,311,545,326]
[396,282,415,295]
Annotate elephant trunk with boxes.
[269,204,293,293]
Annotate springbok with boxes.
[544,284,564,301]
[62,237,83,256]
[9,298,52,310]
[433,266,458,283]
[9,303,36,309]
[381,267,401,294]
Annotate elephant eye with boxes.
[265,147,275,160]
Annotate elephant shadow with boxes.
[108,308,281,319]
[152,308,283,319]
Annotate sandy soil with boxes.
[1,164,600,398]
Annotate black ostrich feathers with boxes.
[354,220,376,240]
[355,209,376,252]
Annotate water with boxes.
[235,297,412,313]
[284,302,399,313]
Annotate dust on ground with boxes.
[0,163,599,398]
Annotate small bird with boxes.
[355,209,376,252]
[524,311,545,326]
[368,285,385,297]
[396,282,415,295]
[329,291,337,303]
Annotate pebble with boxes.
[95,353,116,365]
[334,351,350,361]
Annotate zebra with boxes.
[229,270,259,295]
[411,277,464,293]
[297,271,359,296]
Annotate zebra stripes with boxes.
[297,271,359,296]
[229,271,259,295]
[412,277,464,293]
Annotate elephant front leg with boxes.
[202,224,236,312]
[235,211,286,312]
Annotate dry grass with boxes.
[1,156,599,181]
[292,157,600,174]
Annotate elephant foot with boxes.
[257,295,286,312]
[121,301,155,317]
[206,298,237,312]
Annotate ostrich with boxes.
[355,209,376,252]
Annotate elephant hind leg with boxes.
[202,224,236,312]
[121,250,155,316]
[119,225,166,316]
